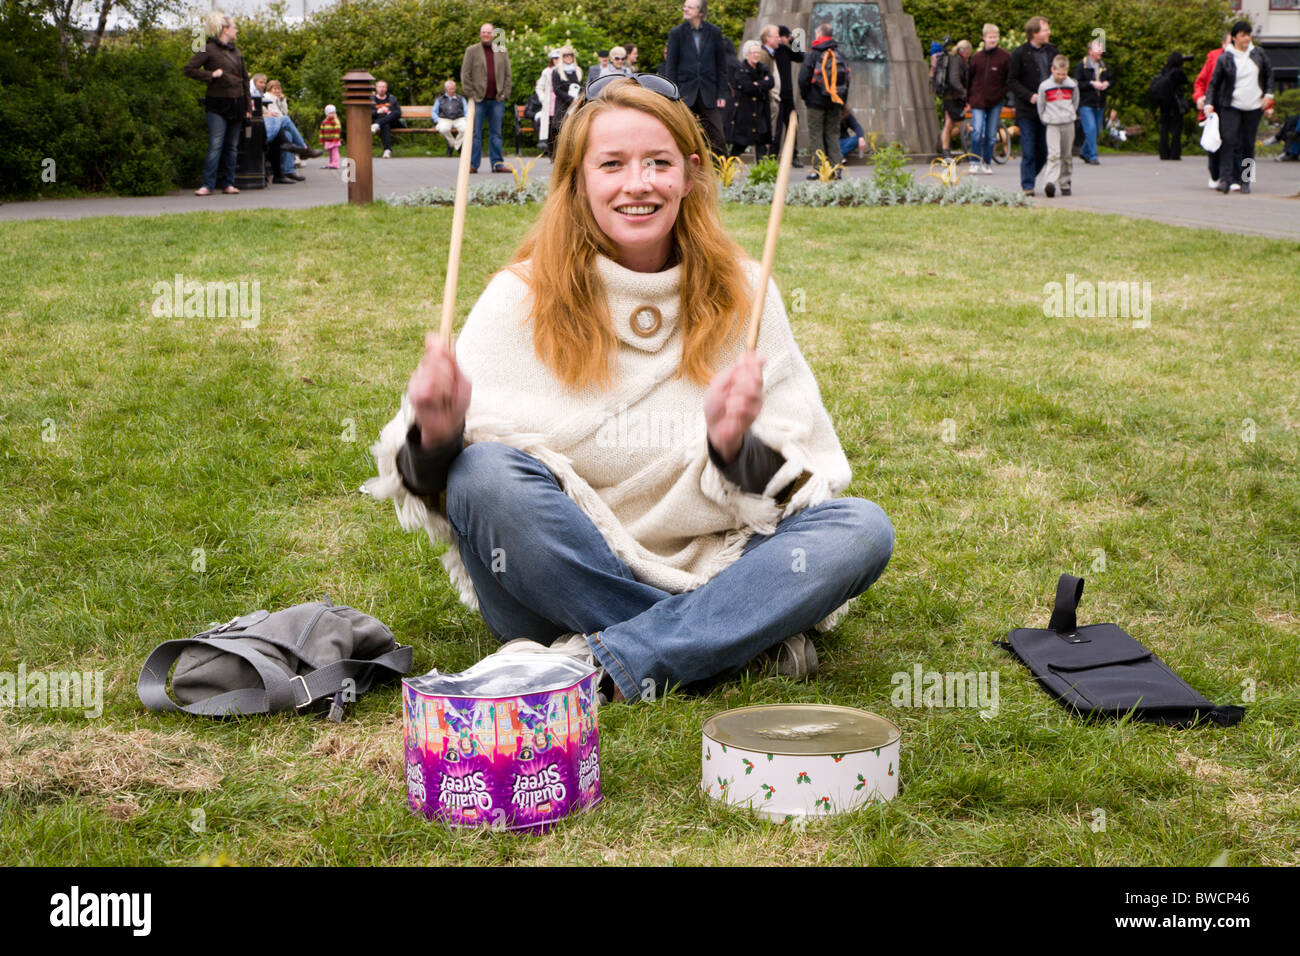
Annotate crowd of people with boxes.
[184,11,323,195]
[934,15,1278,198]
[185,6,1286,199]
[449,2,854,179]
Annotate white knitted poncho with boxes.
[367,254,856,631]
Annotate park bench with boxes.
[390,103,536,155]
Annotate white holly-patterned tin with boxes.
[701,704,900,822]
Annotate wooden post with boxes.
[342,69,375,205]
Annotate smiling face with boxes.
[983,28,999,49]
[583,106,698,273]
[745,45,761,66]
[480,24,494,44]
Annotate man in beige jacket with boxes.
[460,22,513,173]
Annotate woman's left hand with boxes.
[705,351,765,465]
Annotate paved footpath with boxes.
[3,153,1297,240]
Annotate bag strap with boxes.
[138,637,298,716]
[1048,573,1085,634]
[295,645,413,709]
[138,639,413,717]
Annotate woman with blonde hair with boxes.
[939,38,972,159]
[184,10,251,195]
[368,76,893,703]
[548,46,584,147]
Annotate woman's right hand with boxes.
[211,68,223,78]
[408,331,471,448]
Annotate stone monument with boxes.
[744,0,935,158]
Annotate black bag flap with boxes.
[1044,624,1154,671]
[1007,623,1152,673]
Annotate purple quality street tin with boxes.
[403,654,601,832]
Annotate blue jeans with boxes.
[1078,106,1102,162]
[840,134,859,159]
[202,111,243,190]
[470,98,505,170]
[1018,113,1048,190]
[970,106,1000,165]
[264,115,307,175]
[444,442,895,702]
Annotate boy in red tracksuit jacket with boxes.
[1036,55,1079,197]
[1193,35,1229,187]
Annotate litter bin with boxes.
[236,117,268,190]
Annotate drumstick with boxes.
[439,98,477,345]
[745,109,798,352]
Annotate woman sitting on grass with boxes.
[368,75,893,703]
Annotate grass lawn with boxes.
[1,202,1296,866]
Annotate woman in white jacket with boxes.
[535,50,559,152]
[368,76,893,703]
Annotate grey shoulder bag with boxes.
[138,598,413,719]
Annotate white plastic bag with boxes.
[1200,112,1221,152]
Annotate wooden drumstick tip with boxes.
[745,110,798,353]
[439,98,477,346]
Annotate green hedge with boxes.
[0,6,206,198]
[234,0,754,124]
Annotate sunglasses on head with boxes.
[583,73,680,102]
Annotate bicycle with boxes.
[959,104,1016,164]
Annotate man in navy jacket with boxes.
[665,0,728,153]
[1007,15,1058,194]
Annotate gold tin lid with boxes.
[702,704,901,756]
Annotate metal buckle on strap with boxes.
[291,675,313,710]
